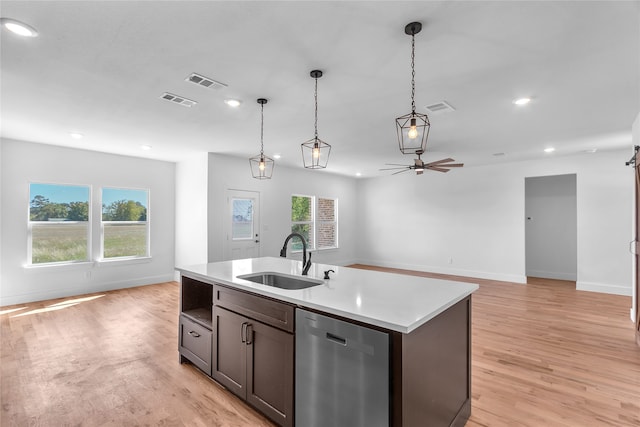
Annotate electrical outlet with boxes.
[448,257,453,264]
[84,271,92,279]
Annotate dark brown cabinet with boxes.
[212,286,294,427]
[179,315,212,375]
[179,276,213,376]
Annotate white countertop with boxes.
[176,257,478,334]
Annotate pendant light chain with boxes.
[410,32,416,114]
[314,76,319,139]
[260,102,265,156]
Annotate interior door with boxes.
[225,190,260,260]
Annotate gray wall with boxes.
[525,174,577,281]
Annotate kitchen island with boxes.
[176,257,478,427]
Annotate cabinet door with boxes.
[212,306,247,398]
[246,320,294,427]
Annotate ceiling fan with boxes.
[380,150,464,175]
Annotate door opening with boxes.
[525,174,577,283]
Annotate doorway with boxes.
[525,174,577,282]
[224,190,260,261]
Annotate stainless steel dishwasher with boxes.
[295,308,389,427]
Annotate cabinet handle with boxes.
[188,331,201,338]
[246,324,253,345]
[241,322,248,343]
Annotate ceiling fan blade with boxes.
[424,158,455,166]
[380,166,410,171]
[439,163,464,168]
[426,166,451,172]
[392,169,410,175]
[384,163,412,166]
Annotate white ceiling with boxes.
[1,1,638,177]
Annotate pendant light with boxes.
[396,22,430,155]
[301,70,331,169]
[249,98,274,179]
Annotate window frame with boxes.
[100,187,150,261]
[27,182,92,266]
[291,194,314,252]
[316,196,338,250]
[290,194,338,252]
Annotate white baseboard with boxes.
[576,281,632,296]
[353,259,527,284]
[0,273,176,306]
[526,269,577,281]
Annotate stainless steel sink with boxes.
[238,272,323,290]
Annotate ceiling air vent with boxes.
[186,73,228,90]
[160,92,197,107]
[425,101,455,114]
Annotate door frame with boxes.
[632,146,640,346]
[223,189,261,261]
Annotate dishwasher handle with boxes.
[326,332,347,346]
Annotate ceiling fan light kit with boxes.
[249,98,275,179]
[396,21,431,155]
[301,70,331,169]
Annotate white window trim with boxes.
[27,182,92,266]
[25,183,152,269]
[290,194,338,252]
[316,196,338,250]
[100,187,150,261]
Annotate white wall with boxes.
[0,139,176,305]
[204,154,358,267]
[356,149,633,295]
[175,153,208,269]
[525,174,577,280]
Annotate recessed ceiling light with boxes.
[141,145,152,150]
[1,18,38,37]
[69,132,83,139]
[513,97,531,106]
[544,147,555,153]
[224,99,241,108]
[273,154,281,159]
[584,148,598,154]
[493,152,506,157]
[356,172,362,177]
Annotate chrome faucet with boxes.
[280,233,312,275]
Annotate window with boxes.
[101,188,149,259]
[231,198,254,240]
[291,195,313,251]
[316,197,337,249]
[29,183,90,264]
[290,195,338,251]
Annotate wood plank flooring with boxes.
[1,268,639,426]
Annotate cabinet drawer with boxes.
[213,285,295,333]
[180,315,212,376]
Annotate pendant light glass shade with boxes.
[396,22,430,155]
[249,98,275,179]
[301,70,331,169]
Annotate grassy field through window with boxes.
[103,223,147,258]
[32,224,88,263]
[31,223,147,263]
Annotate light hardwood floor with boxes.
[1,268,639,426]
